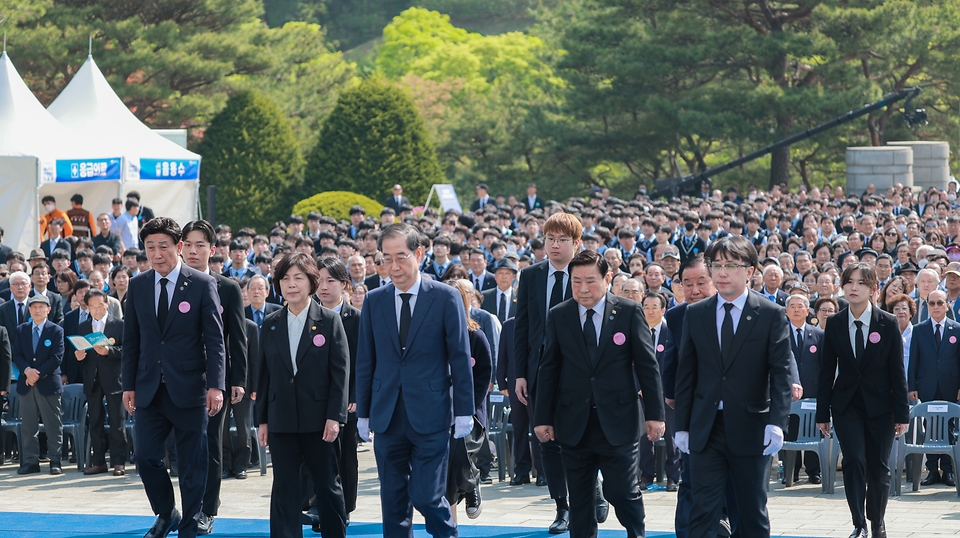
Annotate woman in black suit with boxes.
[256,253,349,538]
[816,262,909,538]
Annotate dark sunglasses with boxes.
[885,231,898,236]
[929,300,947,306]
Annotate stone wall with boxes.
[887,141,950,191]
[846,146,914,193]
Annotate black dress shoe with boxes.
[809,474,822,484]
[548,508,570,534]
[596,483,609,524]
[666,478,678,492]
[465,487,482,519]
[871,520,886,538]
[945,472,956,487]
[536,475,548,487]
[17,465,40,475]
[50,465,63,475]
[921,471,941,486]
[639,477,649,491]
[144,509,182,538]
[197,513,214,535]
[509,475,530,485]
[847,526,868,538]
[235,470,247,479]
[221,470,234,480]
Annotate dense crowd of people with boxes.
[1,177,960,538]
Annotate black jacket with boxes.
[78,315,123,395]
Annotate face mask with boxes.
[950,194,956,201]
[748,193,757,201]
[842,226,854,234]
[898,224,907,233]
[684,222,695,232]
[44,204,55,213]
[949,252,960,262]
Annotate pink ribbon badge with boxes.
[613,332,626,346]
[218,305,224,314]
[656,344,665,353]
[868,332,881,344]
[951,336,957,345]
[809,345,817,353]
[313,334,325,347]
[470,357,476,367]
[178,301,190,314]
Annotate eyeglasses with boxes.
[544,236,572,245]
[891,305,911,313]
[929,300,947,306]
[709,263,749,273]
[380,252,414,266]
[817,308,836,314]
[885,231,898,236]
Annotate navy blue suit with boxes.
[641,321,680,482]
[121,264,226,538]
[356,277,474,538]
[786,323,824,479]
[908,317,960,476]
[13,320,64,397]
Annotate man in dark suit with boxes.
[181,220,248,534]
[93,213,124,257]
[760,265,789,307]
[29,263,63,326]
[121,217,226,538]
[245,276,281,333]
[61,280,93,385]
[675,236,792,538]
[639,291,680,491]
[0,325,10,398]
[523,183,545,212]
[75,289,127,476]
[469,183,493,212]
[535,250,664,538]
[40,220,72,265]
[908,289,960,487]
[222,317,260,479]
[13,293,65,475]
[364,252,391,290]
[496,318,544,484]
[355,223,475,538]
[0,272,33,351]
[383,184,410,213]
[480,259,518,323]
[467,248,496,293]
[784,293,824,484]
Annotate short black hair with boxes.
[642,291,668,310]
[182,220,216,244]
[126,191,141,201]
[84,288,107,306]
[229,239,250,252]
[70,194,83,205]
[705,235,758,269]
[378,223,422,253]
[139,217,181,245]
[568,249,609,278]
[41,195,56,204]
[349,205,366,216]
[316,256,350,284]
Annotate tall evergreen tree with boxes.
[198,90,304,232]
[305,77,444,205]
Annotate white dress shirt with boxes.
[287,305,310,375]
[154,261,181,314]
[901,322,913,383]
[578,296,606,345]
[329,299,344,314]
[395,276,422,331]
[91,313,107,334]
[715,289,749,410]
[847,302,872,355]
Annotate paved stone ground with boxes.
[2,449,960,537]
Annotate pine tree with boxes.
[198,90,305,232]
[305,77,444,206]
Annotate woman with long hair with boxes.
[444,279,492,521]
[817,263,908,538]
[878,276,907,312]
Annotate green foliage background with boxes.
[293,191,385,222]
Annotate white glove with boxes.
[454,416,474,439]
[357,417,371,442]
[674,431,690,454]
[762,424,784,456]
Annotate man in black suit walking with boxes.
[122,217,226,538]
[675,236,792,538]
[75,289,127,476]
[384,184,410,213]
[784,293,824,484]
[639,291,680,491]
[480,259,517,323]
[535,250,664,538]
[181,220,248,534]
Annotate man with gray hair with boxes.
[761,265,787,306]
[914,268,953,324]
[783,293,824,484]
[0,272,32,346]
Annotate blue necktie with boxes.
[769,294,776,302]
[32,326,41,352]
[254,309,263,329]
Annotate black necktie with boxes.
[796,328,803,352]
[476,276,482,292]
[158,277,169,328]
[550,272,565,310]
[936,322,942,351]
[652,328,657,349]
[17,302,25,325]
[721,303,735,363]
[399,293,412,350]
[854,320,865,362]
[498,292,507,323]
[583,309,598,364]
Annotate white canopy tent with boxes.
[0,51,114,254]
[47,55,201,229]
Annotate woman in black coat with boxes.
[816,262,909,538]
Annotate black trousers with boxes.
[269,430,345,538]
[833,398,895,528]
[509,389,543,478]
[135,384,208,538]
[339,412,359,513]
[688,412,770,538]
[640,404,680,482]
[530,384,568,500]
[87,384,127,467]
[561,408,646,538]
[221,395,252,474]
[203,402,227,516]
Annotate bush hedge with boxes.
[292,191,385,223]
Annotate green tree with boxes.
[305,77,444,205]
[197,91,305,232]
